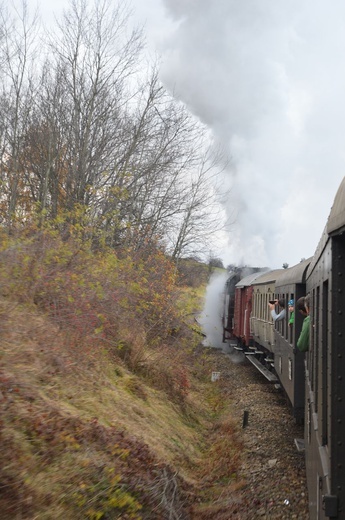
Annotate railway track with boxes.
[206,344,309,519]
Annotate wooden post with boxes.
[242,410,249,428]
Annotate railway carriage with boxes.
[233,271,264,348]
[250,268,285,354]
[222,268,264,342]
[232,268,285,382]
[221,175,345,519]
[305,177,345,519]
[273,257,311,423]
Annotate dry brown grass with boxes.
[0,294,245,519]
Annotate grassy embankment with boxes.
[0,227,244,519]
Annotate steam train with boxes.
[222,176,345,519]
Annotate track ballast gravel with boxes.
[205,344,309,520]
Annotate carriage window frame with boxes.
[321,281,328,446]
[288,293,294,345]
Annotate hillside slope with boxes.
[0,290,245,519]
[0,232,307,519]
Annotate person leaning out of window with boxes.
[296,294,310,352]
[268,298,286,322]
[288,299,294,327]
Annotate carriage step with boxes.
[294,438,305,452]
[246,355,278,383]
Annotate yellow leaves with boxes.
[74,470,142,519]
[111,445,130,460]
[94,313,106,334]
[108,184,129,198]
[94,326,103,335]
[58,432,81,450]
[106,488,142,512]
[86,510,104,520]
[1,222,181,356]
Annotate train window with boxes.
[265,293,268,320]
[275,293,286,337]
[321,281,328,446]
[288,293,294,345]
[275,294,280,330]
[281,294,287,339]
[267,293,271,321]
[260,294,266,319]
[309,289,315,393]
[257,293,260,319]
[284,293,288,339]
[314,287,320,412]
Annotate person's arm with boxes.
[271,308,286,322]
[297,315,310,352]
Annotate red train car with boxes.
[233,271,264,347]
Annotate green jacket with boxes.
[297,315,310,352]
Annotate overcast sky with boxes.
[31,0,345,269]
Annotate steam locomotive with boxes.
[222,176,345,519]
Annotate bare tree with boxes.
[21,63,71,219]
[45,0,143,210]
[0,0,229,259]
[91,67,201,249]
[168,143,228,260]
[96,68,229,256]
[0,0,40,227]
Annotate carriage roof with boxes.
[235,271,267,288]
[327,176,345,235]
[251,268,286,285]
[274,257,311,287]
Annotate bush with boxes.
[0,225,181,364]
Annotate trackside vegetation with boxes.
[0,2,240,515]
[0,220,244,520]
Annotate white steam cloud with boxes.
[198,271,228,349]
[39,0,345,268]
[150,0,345,268]
[198,270,246,362]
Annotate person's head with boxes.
[278,298,285,308]
[288,299,294,312]
[297,295,310,315]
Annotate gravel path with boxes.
[207,344,309,520]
